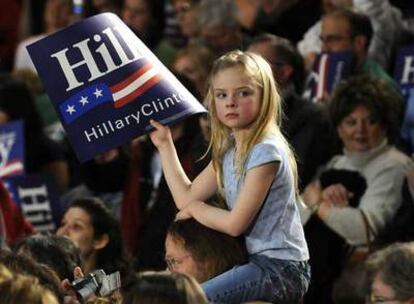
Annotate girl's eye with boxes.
[215,92,226,99]
[236,89,253,98]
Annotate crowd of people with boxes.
[1,0,414,303]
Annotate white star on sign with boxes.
[79,96,89,106]
[66,105,76,115]
[93,88,103,98]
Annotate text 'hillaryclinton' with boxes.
[27,13,206,162]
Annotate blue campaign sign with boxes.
[0,120,25,178]
[394,45,414,153]
[393,45,414,94]
[307,51,354,103]
[3,174,61,233]
[27,13,206,162]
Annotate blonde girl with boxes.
[150,50,310,303]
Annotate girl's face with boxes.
[56,207,96,258]
[337,104,386,153]
[212,66,261,132]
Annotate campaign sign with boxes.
[27,13,206,162]
[308,51,354,103]
[0,120,25,178]
[393,45,414,94]
[394,45,414,153]
[3,175,61,232]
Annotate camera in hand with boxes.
[71,269,121,301]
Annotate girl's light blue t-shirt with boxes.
[222,136,309,261]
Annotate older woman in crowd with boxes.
[299,75,412,304]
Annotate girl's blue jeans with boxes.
[202,254,311,304]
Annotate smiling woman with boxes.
[299,75,412,303]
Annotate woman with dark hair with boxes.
[299,75,412,304]
[56,197,131,279]
[0,74,69,192]
[14,233,82,282]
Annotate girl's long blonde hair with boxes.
[205,50,298,199]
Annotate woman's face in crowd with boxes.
[337,104,386,153]
[122,0,151,35]
[56,207,96,257]
[173,55,205,94]
[173,0,200,38]
[165,234,206,282]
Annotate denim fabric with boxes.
[202,255,311,304]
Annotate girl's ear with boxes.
[93,234,109,250]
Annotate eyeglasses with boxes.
[165,255,190,270]
[319,34,352,44]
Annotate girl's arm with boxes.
[181,162,278,236]
[149,120,217,209]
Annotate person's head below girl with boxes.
[205,50,298,193]
[165,218,248,283]
[56,197,131,278]
[122,271,208,304]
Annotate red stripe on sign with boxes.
[113,74,162,108]
[110,63,153,92]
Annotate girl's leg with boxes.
[202,255,310,304]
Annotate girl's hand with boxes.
[149,120,172,149]
[175,201,205,221]
[175,207,192,221]
[322,183,350,207]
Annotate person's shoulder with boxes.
[248,136,283,162]
[385,146,413,165]
[255,136,280,151]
